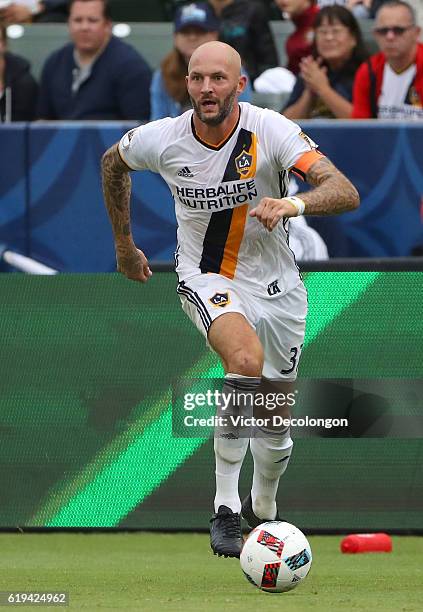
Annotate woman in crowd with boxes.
[151,1,250,120]
[283,4,368,118]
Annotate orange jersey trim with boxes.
[219,204,248,279]
[198,124,237,150]
[191,109,241,151]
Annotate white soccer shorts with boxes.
[177,273,307,380]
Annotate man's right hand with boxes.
[116,246,152,283]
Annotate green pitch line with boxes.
[303,271,380,346]
[45,408,202,527]
[33,272,379,527]
[31,351,220,527]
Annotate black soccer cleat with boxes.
[210,505,243,558]
[241,493,282,529]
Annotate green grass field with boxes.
[0,534,422,611]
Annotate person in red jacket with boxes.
[276,0,319,75]
[352,0,423,119]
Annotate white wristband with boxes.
[283,195,306,216]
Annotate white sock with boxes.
[214,436,248,513]
[250,429,293,520]
[214,373,261,513]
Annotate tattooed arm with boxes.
[299,156,360,215]
[250,156,359,231]
[101,144,152,283]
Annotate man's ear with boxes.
[237,74,248,94]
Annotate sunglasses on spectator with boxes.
[373,25,414,36]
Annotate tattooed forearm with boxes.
[101,144,134,244]
[299,157,360,215]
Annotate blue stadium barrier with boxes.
[299,121,423,258]
[0,121,422,271]
[0,124,27,257]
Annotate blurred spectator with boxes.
[317,1,372,19]
[369,0,393,18]
[346,0,372,18]
[151,2,251,120]
[372,0,423,26]
[275,0,320,75]
[352,0,423,118]
[207,0,278,83]
[0,24,38,120]
[0,1,69,24]
[284,4,368,118]
[319,0,423,23]
[37,0,151,120]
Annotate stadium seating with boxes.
[8,20,379,82]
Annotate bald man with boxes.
[102,41,359,559]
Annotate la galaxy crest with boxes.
[209,292,231,308]
[235,150,253,177]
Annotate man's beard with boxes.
[190,86,238,126]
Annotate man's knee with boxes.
[227,346,264,377]
[208,313,263,376]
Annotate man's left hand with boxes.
[250,197,300,231]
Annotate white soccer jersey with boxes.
[119,102,322,297]
[378,63,423,120]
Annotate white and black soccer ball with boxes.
[240,521,312,593]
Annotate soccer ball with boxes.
[240,521,312,593]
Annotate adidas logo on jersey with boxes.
[177,166,194,178]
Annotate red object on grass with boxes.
[340,533,392,554]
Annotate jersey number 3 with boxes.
[281,345,303,375]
